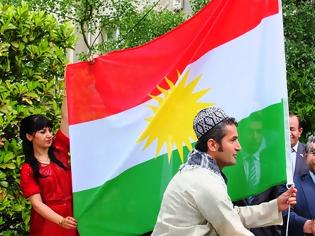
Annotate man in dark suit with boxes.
[234,186,282,236]
[289,113,308,176]
[281,135,315,236]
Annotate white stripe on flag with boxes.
[185,13,286,120]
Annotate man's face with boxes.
[247,120,263,154]
[289,115,302,148]
[212,124,241,169]
[306,143,315,174]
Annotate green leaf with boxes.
[0,171,6,179]
[0,181,8,188]
[0,163,16,169]
[3,153,14,163]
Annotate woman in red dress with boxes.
[19,98,79,235]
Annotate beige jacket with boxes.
[152,167,282,236]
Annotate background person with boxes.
[289,112,308,176]
[280,135,315,236]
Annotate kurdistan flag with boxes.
[66,0,291,235]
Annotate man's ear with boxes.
[299,127,303,135]
[207,139,217,152]
[26,133,34,142]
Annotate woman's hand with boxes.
[29,194,77,229]
[59,216,77,229]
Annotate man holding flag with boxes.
[152,106,296,236]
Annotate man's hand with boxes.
[303,220,315,235]
[277,186,297,212]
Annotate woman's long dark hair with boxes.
[20,115,68,182]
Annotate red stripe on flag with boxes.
[66,0,278,125]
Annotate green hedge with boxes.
[0,3,75,235]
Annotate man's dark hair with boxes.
[195,117,238,152]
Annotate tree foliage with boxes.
[0,3,75,234]
[94,1,186,57]
[190,0,210,14]
[4,0,186,59]
[283,0,315,138]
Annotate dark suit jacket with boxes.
[234,186,281,236]
[294,142,308,177]
[281,172,315,236]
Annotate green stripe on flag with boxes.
[74,148,189,236]
[224,102,287,200]
[74,102,287,235]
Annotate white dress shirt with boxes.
[291,142,299,175]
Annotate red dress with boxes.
[20,130,79,236]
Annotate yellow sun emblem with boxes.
[137,70,213,161]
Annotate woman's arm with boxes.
[60,96,69,138]
[0,137,4,147]
[29,193,77,229]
